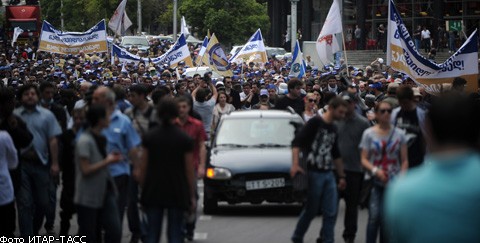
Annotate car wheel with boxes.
[203,186,218,214]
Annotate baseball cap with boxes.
[369,82,383,89]
[260,89,268,96]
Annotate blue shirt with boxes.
[14,105,62,165]
[103,110,141,177]
[385,152,480,243]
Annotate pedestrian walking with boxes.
[360,101,408,243]
[0,131,18,237]
[290,97,348,243]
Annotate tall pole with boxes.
[137,0,142,35]
[290,0,299,52]
[60,0,64,31]
[173,0,178,41]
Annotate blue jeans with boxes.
[76,190,121,243]
[414,39,421,50]
[17,161,50,236]
[292,171,338,243]
[366,185,386,243]
[143,207,185,243]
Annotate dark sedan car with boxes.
[203,109,304,214]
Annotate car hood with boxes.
[210,147,292,175]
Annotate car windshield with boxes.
[266,48,286,57]
[215,118,297,147]
[122,37,149,46]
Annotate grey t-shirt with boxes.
[74,131,115,208]
[336,114,370,172]
[359,127,406,185]
[193,98,216,138]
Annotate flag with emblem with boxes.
[289,40,307,78]
[201,33,233,76]
[316,0,342,66]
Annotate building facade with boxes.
[267,0,480,50]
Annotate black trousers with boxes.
[338,171,364,241]
[0,201,16,237]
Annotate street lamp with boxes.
[290,0,299,52]
[173,0,178,41]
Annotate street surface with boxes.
[31,180,368,243]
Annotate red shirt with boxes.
[176,116,207,169]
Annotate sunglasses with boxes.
[308,99,316,103]
[378,109,392,114]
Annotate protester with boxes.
[14,84,62,236]
[192,78,218,141]
[385,93,480,243]
[74,104,122,243]
[336,92,370,243]
[135,98,196,243]
[212,91,235,132]
[274,78,305,116]
[0,131,18,238]
[421,26,431,53]
[290,97,348,243]
[360,101,408,243]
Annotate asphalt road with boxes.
[31,180,369,243]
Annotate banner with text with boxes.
[387,0,478,93]
[38,20,108,55]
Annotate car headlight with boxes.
[206,167,232,180]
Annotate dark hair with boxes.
[396,85,414,101]
[452,77,467,88]
[129,84,148,96]
[17,83,39,100]
[195,88,209,103]
[0,86,15,104]
[287,78,303,92]
[374,101,392,112]
[427,92,480,146]
[216,91,230,104]
[39,81,55,92]
[86,104,107,128]
[328,96,348,109]
[156,97,178,126]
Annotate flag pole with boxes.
[341,32,350,78]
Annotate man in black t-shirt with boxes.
[391,86,427,168]
[274,78,305,116]
[290,97,348,243]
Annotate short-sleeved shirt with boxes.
[359,127,406,186]
[274,96,305,117]
[0,131,18,205]
[103,110,141,177]
[14,106,62,165]
[292,116,341,171]
[193,98,216,138]
[141,125,194,209]
[336,113,370,172]
[74,131,115,208]
[176,116,207,170]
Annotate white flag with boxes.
[229,29,268,64]
[181,16,190,37]
[316,0,343,65]
[108,0,132,36]
[195,36,208,66]
[289,40,307,78]
[12,27,24,47]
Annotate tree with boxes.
[179,0,269,45]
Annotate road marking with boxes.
[194,232,208,240]
[199,215,212,221]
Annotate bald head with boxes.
[92,86,115,109]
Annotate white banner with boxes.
[229,29,268,64]
[12,27,24,47]
[38,20,108,55]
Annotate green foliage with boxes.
[180,0,270,45]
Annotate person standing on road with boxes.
[360,101,408,243]
[275,78,305,116]
[74,104,123,243]
[135,98,196,243]
[336,93,370,243]
[14,84,62,237]
[290,97,348,243]
[0,131,18,237]
[413,26,422,50]
[192,77,218,141]
[421,26,431,53]
[355,25,362,50]
[385,93,480,243]
[175,95,208,241]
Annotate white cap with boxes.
[378,58,384,64]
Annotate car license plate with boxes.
[245,178,285,191]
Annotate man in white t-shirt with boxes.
[421,26,431,53]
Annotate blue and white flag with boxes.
[289,40,307,78]
[195,36,208,66]
[112,33,193,67]
[387,0,478,93]
[229,29,267,64]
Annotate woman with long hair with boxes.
[302,93,318,122]
[359,101,408,243]
[212,91,235,132]
[75,104,122,243]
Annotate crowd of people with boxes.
[0,37,480,243]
